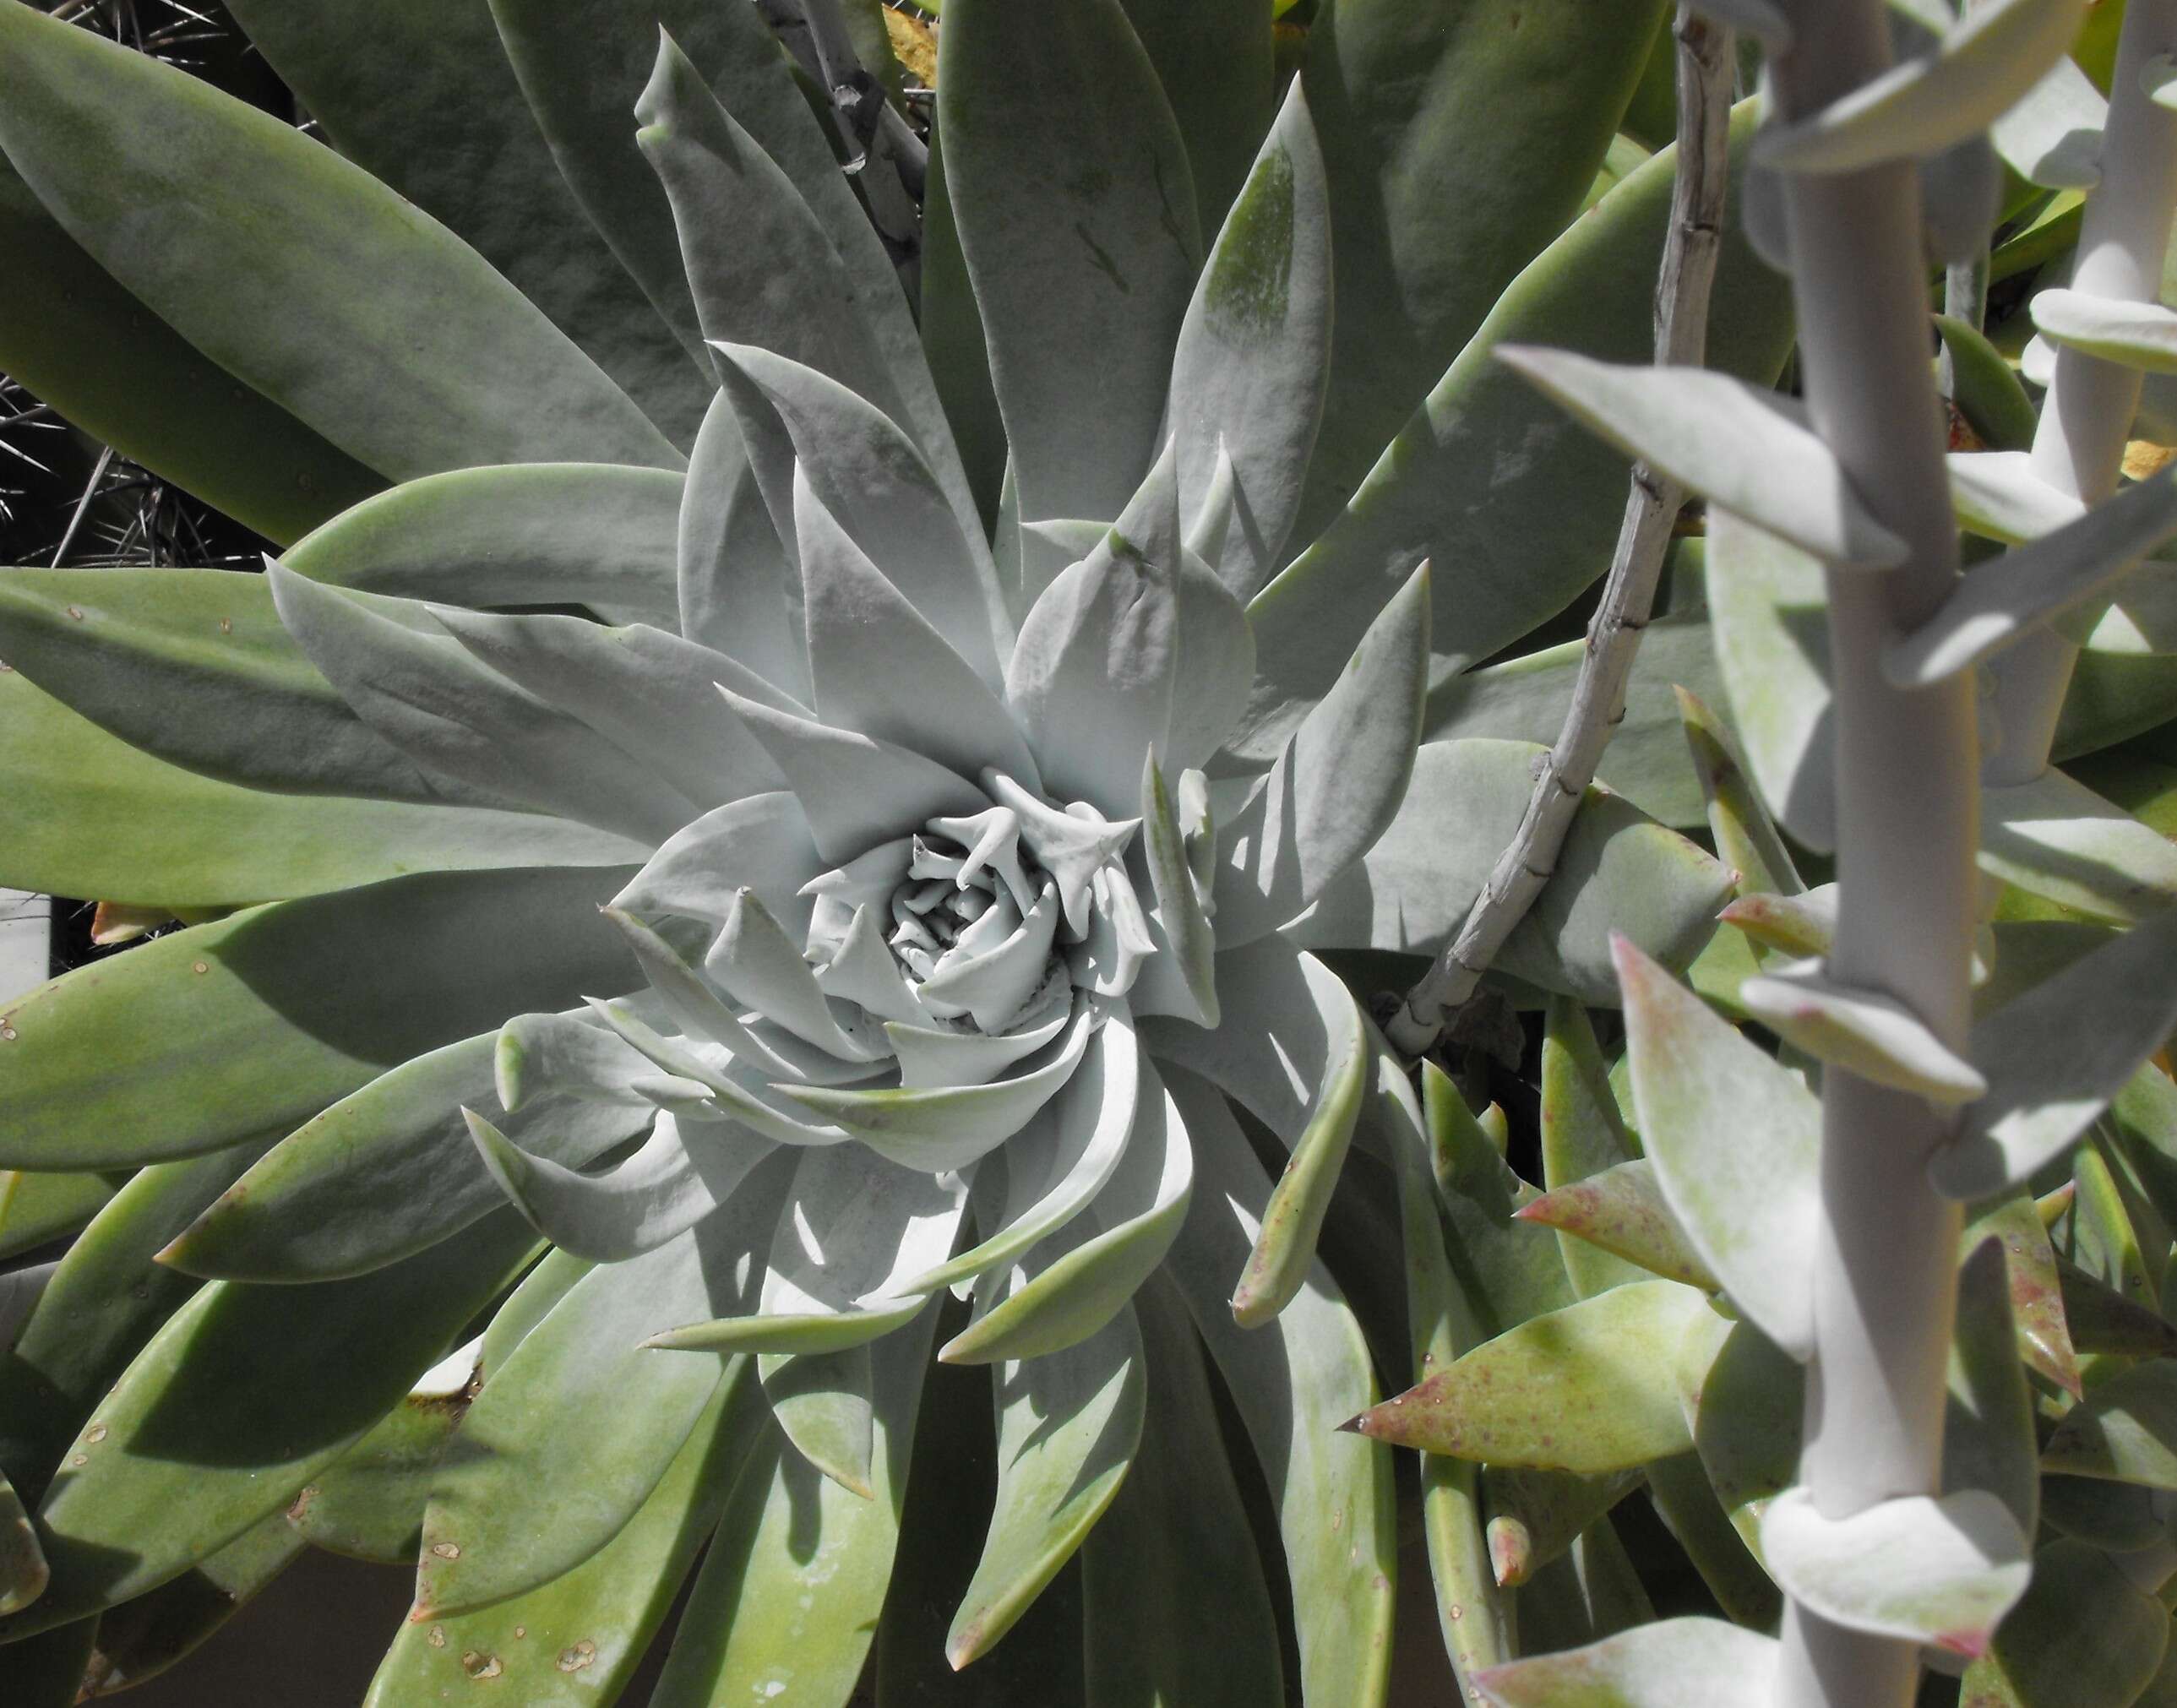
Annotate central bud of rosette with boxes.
[802,770,1153,1058]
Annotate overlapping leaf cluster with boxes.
[0,1,1770,1701]
[1352,4,2177,1704]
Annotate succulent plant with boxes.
[0,0,1773,1700]
[1350,3,2177,1705]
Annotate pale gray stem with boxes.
[1766,3,1980,1705]
[1936,254,1989,398]
[1984,0,2177,784]
[1385,7,1733,1058]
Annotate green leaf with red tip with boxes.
[1483,1467,1643,1591]
[1516,1160,1719,1293]
[1964,1193,2082,1398]
[1351,1281,1729,1475]
[1538,996,1648,1298]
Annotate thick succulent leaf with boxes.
[0,864,635,1170]
[1538,998,1652,1298]
[2058,1249,2177,1360]
[1510,1524,1657,1670]
[1517,1159,1718,1292]
[1738,957,1987,1102]
[1685,1319,1802,1549]
[1615,937,1819,1360]
[1289,741,1732,1004]
[1241,102,1794,763]
[164,1032,645,1282]
[487,0,970,525]
[1706,506,1838,851]
[0,1140,273,1505]
[1159,1067,1396,1708]
[1484,1467,1644,1591]
[269,568,699,842]
[716,686,988,866]
[1472,1617,1780,1708]
[1950,450,2087,546]
[1416,1060,1580,1336]
[288,1384,467,1566]
[941,1065,1192,1365]
[365,1368,764,1708]
[1498,348,1907,568]
[73,1506,303,1695]
[1642,1450,1782,1631]
[761,1345,876,1498]
[1946,1237,2043,1541]
[1374,1055,1515,1678]
[1958,1539,2171,1707]
[1212,565,1428,946]
[1292,0,1672,535]
[1006,445,1184,815]
[650,1318,932,1707]
[2032,288,2177,375]
[614,791,825,935]
[469,1110,775,1263]
[0,566,438,802]
[677,393,809,698]
[0,1468,46,1615]
[1891,470,2177,687]
[0,152,380,546]
[647,1147,963,1355]
[0,3,679,481]
[1932,906,2177,1199]
[946,1305,1145,1668]
[718,344,1010,688]
[1675,683,1803,897]
[221,0,709,444]
[1760,1487,2030,1657]
[1991,50,2106,189]
[0,1171,117,1266]
[1754,0,2085,174]
[1980,765,2177,923]
[412,1228,760,1618]
[1224,964,1367,1329]
[0,671,632,908]
[908,1013,1143,1294]
[1937,315,2042,453]
[634,31,906,427]
[0,1213,537,1640]
[1167,81,1332,597]
[790,465,1032,784]
[1964,1192,2082,1398]
[2043,1360,2177,1488]
[434,607,788,813]
[1082,1266,1284,1705]
[787,1008,1093,1174]
[938,0,1200,536]
[281,462,682,626]
[1139,759,1218,1026]
[1349,1281,1728,1473]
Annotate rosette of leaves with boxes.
[0,0,1761,1700]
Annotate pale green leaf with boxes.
[2033,288,2177,375]
[1755,0,2086,174]
[1472,1617,1779,1708]
[1980,764,2177,923]
[1615,937,1820,1360]
[946,1305,1145,1667]
[1959,1539,2171,1707]
[0,865,636,1170]
[1737,957,1987,1102]
[0,3,680,481]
